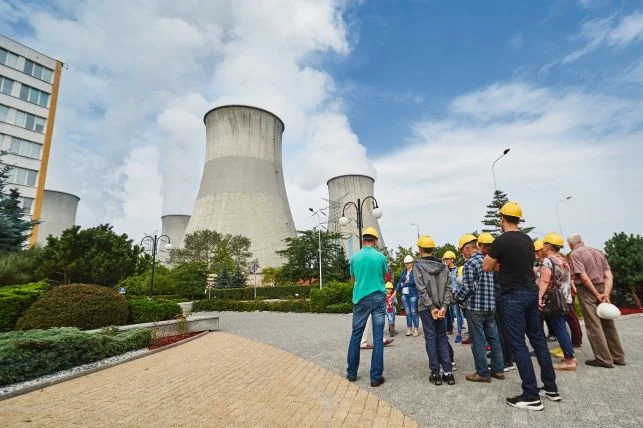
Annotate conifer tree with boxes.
[482,189,534,236]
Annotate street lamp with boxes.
[250,261,260,300]
[411,223,420,239]
[338,196,383,249]
[309,208,324,289]
[555,196,572,238]
[492,148,511,190]
[140,234,172,298]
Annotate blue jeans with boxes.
[386,311,396,325]
[347,292,386,382]
[547,314,574,359]
[401,294,419,328]
[503,288,557,399]
[453,304,464,334]
[495,296,513,365]
[418,309,452,374]
[465,309,504,377]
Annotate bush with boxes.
[193,299,309,313]
[0,249,45,286]
[15,284,130,330]
[203,285,312,301]
[117,264,175,296]
[325,303,353,314]
[309,282,353,313]
[0,327,151,386]
[0,281,50,331]
[128,297,182,323]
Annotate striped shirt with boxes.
[455,252,496,312]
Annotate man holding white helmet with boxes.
[568,233,626,368]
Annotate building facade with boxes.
[0,35,63,245]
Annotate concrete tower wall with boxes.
[36,190,79,245]
[327,175,383,259]
[160,214,190,263]
[185,105,297,269]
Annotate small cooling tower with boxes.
[36,190,80,245]
[327,175,384,259]
[159,214,190,263]
[185,105,297,269]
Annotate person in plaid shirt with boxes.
[455,234,505,383]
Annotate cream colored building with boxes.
[0,34,63,245]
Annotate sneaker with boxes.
[455,335,462,343]
[442,373,456,385]
[538,388,561,402]
[451,361,457,371]
[346,375,356,382]
[371,377,385,387]
[413,328,419,337]
[406,328,412,336]
[504,363,516,371]
[429,373,443,386]
[506,395,544,411]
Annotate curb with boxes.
[0,331,211,402]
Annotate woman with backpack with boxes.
[537,233,577,371]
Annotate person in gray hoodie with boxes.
[414,235,455,386]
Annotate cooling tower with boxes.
[159,214,190,263]
[36,190,80,245]
[185,105,297,269]
[327,175,383,259]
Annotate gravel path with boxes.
[200,311,642,427]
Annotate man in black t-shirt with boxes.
[483,202,559,411]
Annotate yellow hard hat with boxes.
[534,239,544,251]
[477,232,494,245]
[499,201,523,219]
[458,234,477,251]
[442,250,456,260]
[457,266,464,276]
[363,227,379,240]
[385,282,394,289]
[543,232,564,247]
[417,235,436,248]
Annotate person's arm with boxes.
[537,262,552,309]
[602,270,613,303]
[438,271,454,318]
[483,255,498,272]
[455,263,474,304]
[484,239,501,272]
[578,272,602,301]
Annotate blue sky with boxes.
[1,0,641,253]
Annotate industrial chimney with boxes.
[159,214,190,263]
[36,190,80,245]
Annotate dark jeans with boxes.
[445,305,454,333]
[347,292,386,382]
[547,314,574,359]
[567,299,583,346]
[503,287,557,400]
[419,309,452,374]
[465,309,504,377]
[495,295,513,365]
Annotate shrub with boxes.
[0,281,50,331]
[0,249,45,286]
[15,284,130,330]
[193,299,309,313]
[128,297,182,323]
[0,327,151,386]
[325,303,353,314]
[117,264,175,296]
[309,282,353,313]
[202,285,312,301]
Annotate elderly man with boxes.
[568,233,625,368]
[346,227,389,387]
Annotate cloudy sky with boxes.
[1,0,642,251]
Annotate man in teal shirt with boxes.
[346,227,388,387]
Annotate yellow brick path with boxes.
[0,332,418,427]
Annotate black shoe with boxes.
[585,359,614,368]
[538,388,561,402]
[346,375,356,382]
[506,395,543,411]
[442,373,455,385]
[371,377,385,387]
[614,361,627,366]
[429,373,443,386]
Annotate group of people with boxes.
[346,201,627,411]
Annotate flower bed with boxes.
[620,307,643,315]
[148,332,201,350]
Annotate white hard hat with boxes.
[596,302,621,320]
[403,255,414,264]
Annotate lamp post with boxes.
[205,273,217,299]
[309,208,324,289]
[141,234,172,298]
[492,148,511,190]
[555,196,572,237]
[250,261,260,300]
[411,223,420,239]
[338,197,383,249]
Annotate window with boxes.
[11,108,46,133]
[8,136,42,159]
[0,48,18,69]
[17,196,34,214]
[22,59,53,83]
[0,104,7,122]
[6,166,37,187]
[18,84,50,108]
[0,76,13,95]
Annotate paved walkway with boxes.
[0,333,418,428]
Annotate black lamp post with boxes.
[492,148,511,190]
[338,196,383,249]
[140,234,171,298]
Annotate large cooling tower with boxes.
[327,175,383,259]
[159,214,190,263]
[36,190,80,245]
[185,105,297,269]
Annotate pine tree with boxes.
[0,155,38,253]
[482,189,534,236]
[231,264,247,288]
[217,264,231,289]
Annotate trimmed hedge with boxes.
[0,281,50,332]
[0,327,151,386]
[128,297,182,323]
[325,303,353,314]
[193,299,310,313]
[16,284,130,330]
[205,285,312,301]
[309,282,353,313]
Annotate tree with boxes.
[482,189,534,236]
[0,153,38,253]
[230,264,247,288]
[277,230,349,283]
[39,224,143,286]
[216,264,232,289]
[261,266,284,287]
[170,261,209,299]
[604,232,643,308]
[169,230,252,273]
